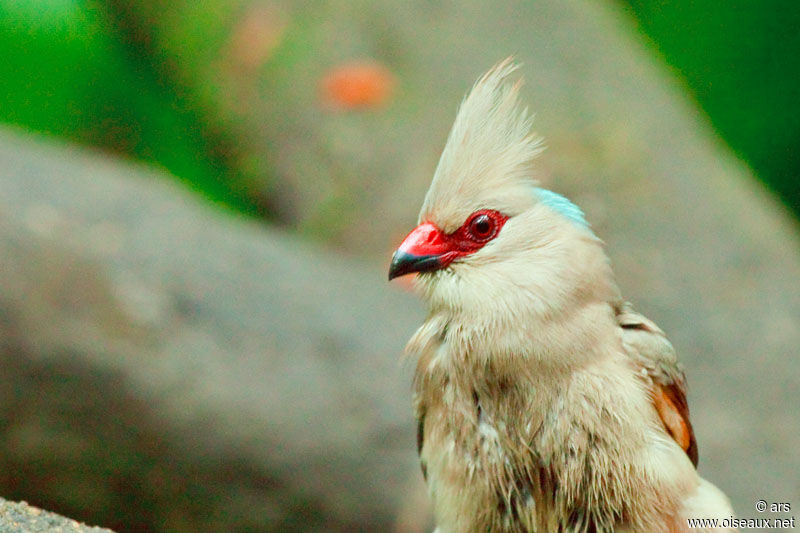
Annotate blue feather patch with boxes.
[535,188,590,229]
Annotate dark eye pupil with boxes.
[472,215,491,236]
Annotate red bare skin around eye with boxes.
[456,209,507,245]
[398,210,508,268]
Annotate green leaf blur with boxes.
[621,0,800,214]
[0,0,258,215]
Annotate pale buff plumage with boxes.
[403,60,736,532]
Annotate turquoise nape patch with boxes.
[535,188,590,229]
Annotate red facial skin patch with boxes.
[389,210,508,280]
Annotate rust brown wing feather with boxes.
[616,302,699,466]
[653,382,698,465]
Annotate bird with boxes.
[388,59,736,532]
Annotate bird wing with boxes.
[415,406,427,481]
[616,302,699,466]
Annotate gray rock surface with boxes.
[0,498,111,533]
[0,129,425,531]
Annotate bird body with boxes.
[389,60,735,532]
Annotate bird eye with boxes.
[467,213,495,241]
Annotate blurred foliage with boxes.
[621,0,800,215]
[0,0,797,221]
[0,0,260,216]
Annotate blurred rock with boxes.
[0,498,112,533]
[0,128,427,531]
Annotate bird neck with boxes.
[410,290,622,389]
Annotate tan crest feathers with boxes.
[420,58,544,230]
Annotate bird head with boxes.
[389,60,617,331]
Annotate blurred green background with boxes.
[0,0,261,216]
[620,0,800,215]
[1,0,797,220]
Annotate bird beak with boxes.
[388,222,454,280]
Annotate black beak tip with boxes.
[388,250,407,281]
[388,251,442,281]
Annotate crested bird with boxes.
[388,60,736,532]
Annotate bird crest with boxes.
[419,58,544,232]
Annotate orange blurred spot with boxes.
[391,271,417,291]
[321,60,394,109]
